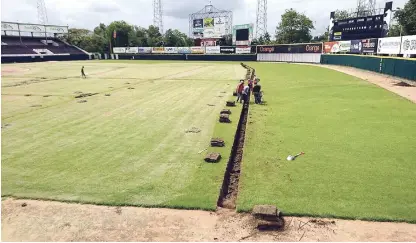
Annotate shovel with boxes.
[287,152,305,161]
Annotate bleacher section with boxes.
[1,36,86,55]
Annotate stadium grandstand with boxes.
[1,21,90,63]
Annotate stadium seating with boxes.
[1,36,86,55]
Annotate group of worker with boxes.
[235,77,262,104]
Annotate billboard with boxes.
[400,35,416,55]
[113,47,126,54]
[125,47,138,54]
[232,24,254,46]
[350,40,362,54]
[339,41,351,52]
[204,18,214,28]
[193,19,203,29]
[193,29,204,38]
[205,46,220,54]
[19,24,46,33]
[178,47,191,54]
[138,47,152,53]
[257,43,322,54]
[323,41,340,53]
[362,38,378,53]
[220,46,236,54]
[236,47,251,54]
[164,47,178,54]
[191,46,205,54]
[45,25,68,34]
[377,37,401,54]
[152,47,165,53]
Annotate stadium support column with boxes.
[153,0,164,34]
[256,0,267,39]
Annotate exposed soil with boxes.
[2,198,416,242]
[74,93,98,99]
[394,81,414,87]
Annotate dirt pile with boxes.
[75,93,98,99]
[205,153,221,163]
[219,114,231,123]
[211,138,225,147]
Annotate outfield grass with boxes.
[1,61,244,210]
[237,63,416,222]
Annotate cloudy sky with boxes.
[1,0,407,36]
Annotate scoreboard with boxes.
[329,1,393,41]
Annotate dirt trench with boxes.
[217,63,255,209]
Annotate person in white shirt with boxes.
[242,85,250,104]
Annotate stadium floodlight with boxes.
[37,0,48,25]
[256,0,267,39]
[153,0,164,34]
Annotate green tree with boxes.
[163,29,193,47]
[334,10,350,20]
[106,21,134,48]
[395,0,416,35]
[146,25,163,47]
[275,9,315,44]
[388,24,403,37]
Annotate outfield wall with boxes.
[321,54,416,81]
[1,54,89,63]
[117,54,257,61]
[257,53,322,63]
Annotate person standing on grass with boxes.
[248,79,254,92]
[253,80,262,104]
[242,83,250,104]
[81,66,86,79]
[236,80,244,103]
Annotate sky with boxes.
[0,0,408,36]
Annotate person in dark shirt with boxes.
[253,81,262,104]
[81,66,86,78]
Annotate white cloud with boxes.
[0,0,408,36]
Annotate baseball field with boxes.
[2,60,415,222]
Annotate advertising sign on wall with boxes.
[323,41,340,53]
[339,41,351,52]
[257,43,322,54]
[193,19,203,28]
[377,37,401,54]
[205,46,220,54]
[164,47,178,54]
[203,28,216,38]
[400,35,416,55]
[204,18,214,28]
[1,22,19,31]
[125,47,139,53]
[214,17,226,37]
[191,46,205,54]
[350,40,362,53]
[45,25,68,33]
[220,46,236,54]
[152,47,165,54]
[19,24,46,33]
[236,47,251,54]
[178,47,191,54]
[362,38,378,53]
[138,47,152,53]
[113,47,126,54]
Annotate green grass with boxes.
[1,61,244,210]
[237,63,416,223]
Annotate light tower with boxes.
[256,0,267,38]
[356,0,376,16]
[153,0,164,34]
[37,0,48,25]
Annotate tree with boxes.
[388,24,403,37]
[275,9,314,44]
[146,25,163,47]
[106,21,134,48]
[395,0,416,35]
[163,29,193,47]
[334,10,350,20]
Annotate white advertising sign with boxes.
[1,22,19,31]
[236,47,251,54]
[125,47,139,53]
[113,47,126,54]
[178,47,191,54]
[45,25,68,34]
[400,35,416,55]
[164,47,178,54]
[203,28,216,38]
[214,17,226,36]
[377,37,402,54]
[138,47,152,53]
[205,46,220,54]
[339,41,351,52]
[191,46,205,54]
[19,24,46,33]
